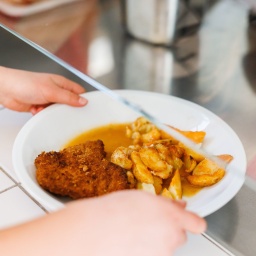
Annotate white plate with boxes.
[12,90,247,216]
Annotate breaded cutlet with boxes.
[35,140,133,199]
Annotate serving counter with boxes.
[1,0,256,255]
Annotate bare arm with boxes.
[0,66,87,114]
[0,191,206,256]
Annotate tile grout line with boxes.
[0,166,49,213]
[0,166,19,185]
[18,184,49,213]
[0,184,18,194]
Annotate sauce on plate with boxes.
[65,123,132,159]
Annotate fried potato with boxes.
[183,152,197,172]
[126,117,161,144]
[111,146,133,169]
[154,143,174,165]
[187,157,227,187]
[139,146,173,179]
[126,171,136,187]
[154,143,184,171]
[178,142,205,162]
[168,169,182,199]
[151,169,173,179]
[137,182,156,194]
[153,176,163,195]
[168,145,184,170]
[161,188,173,199]
[192,158,221,176]
[131,151,154,184]
[176,130,206,144]
[187,169,225,187]
[179,167,190,177]
[141,128,161,144]
[139,147,168,172]
[111,117,233,199]
[161,125,206,144]
[217,154,234,163]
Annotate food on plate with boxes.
[35,140,134,199]
[111,117,233,199]
[35,117,233,201]
[186,157,230,187]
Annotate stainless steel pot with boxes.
[121,0,179,46]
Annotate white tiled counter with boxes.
[0,109,46,230]
[0,107,233,255]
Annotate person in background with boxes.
[0,66,206,256]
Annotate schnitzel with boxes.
[35,140,134,199]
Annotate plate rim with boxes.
[12,90,247,216]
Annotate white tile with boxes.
[0,109,32,179]
[0,186,46,229]
[174,233,233,256]
[0,167,15,191]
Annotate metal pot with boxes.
[121,0,203,46]
[121,0,178,46]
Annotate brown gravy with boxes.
[65,123,202,197]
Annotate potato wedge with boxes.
[178,142,205,162]
[193,158,221,176]
[111,146,133,169]
[137,182,156,194]
[131,151,154,184]
[161,188,173,199]
[161,125,206,144]
[153,176,163,195]
[139,147,167,172]
[187,169,225,187]
[217,154,234,163]
[177,130,206,144]
[183,152,197,172]
[168,169,182,199]
[151,168,172,179]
